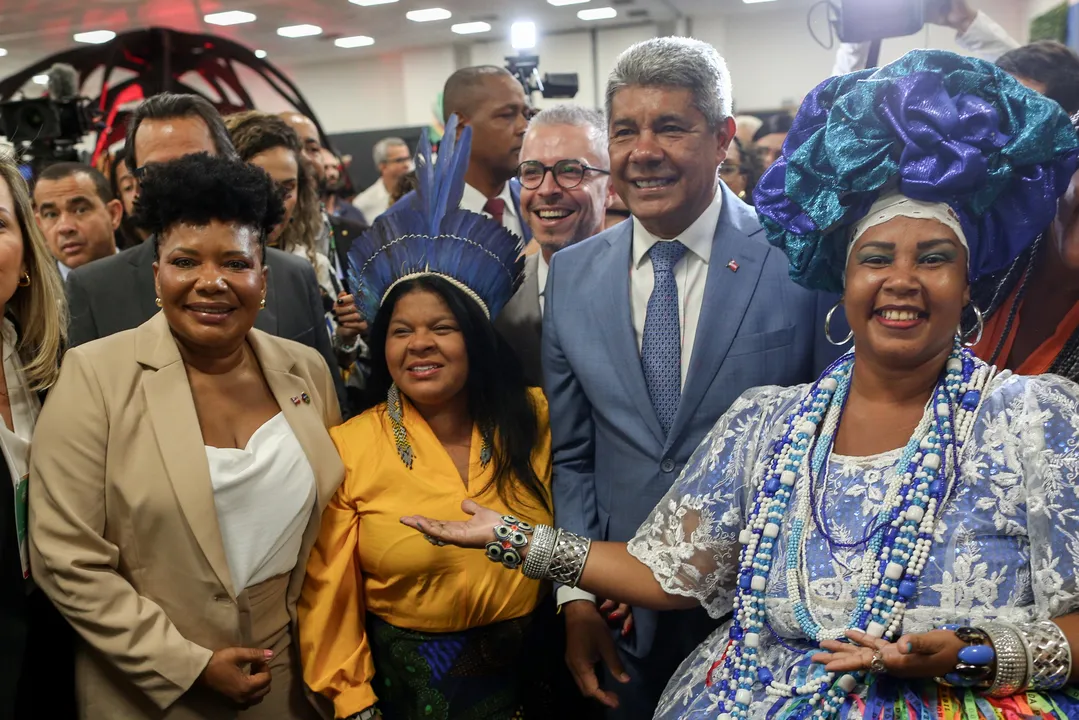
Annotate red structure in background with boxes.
[0,27,327,164]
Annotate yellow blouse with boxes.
[298,387,553,718]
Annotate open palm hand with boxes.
[400,499,506,549]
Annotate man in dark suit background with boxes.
[383,66,533,247]
[496,105,612,387]
[65,93,348,412]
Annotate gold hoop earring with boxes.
[155,297,163,308]
[824,301,853,347]
[17,272,30,288]
[259,297,266,310]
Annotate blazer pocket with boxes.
[726,326,795,358]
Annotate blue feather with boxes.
[347,112,524,324]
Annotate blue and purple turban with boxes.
[754,50,1079,294]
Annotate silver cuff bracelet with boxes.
[982,623,1029,698]
[522,524,557,579]
[1013,620,1072,692]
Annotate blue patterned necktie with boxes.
[641,240,688,436]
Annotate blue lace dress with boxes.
[627,373,1079,720]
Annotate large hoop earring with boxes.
[825,301,853,346]
[962,303,984,347]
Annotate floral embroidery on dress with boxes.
[626,374,1079,719]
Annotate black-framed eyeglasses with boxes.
[718,162,745,178]
[516,159,610,190]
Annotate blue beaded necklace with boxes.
[713,344,993,720]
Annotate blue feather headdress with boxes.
[347,115,525,323]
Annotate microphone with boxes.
[46,63,79,100]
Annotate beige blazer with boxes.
[28,312,345,719]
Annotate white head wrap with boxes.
[846,193,968,272]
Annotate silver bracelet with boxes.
[522,524,557,579]
[1013,621,1072,691]
[981,623,1030,697]
[546,529,592,587]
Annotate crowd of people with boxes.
[4,4,1079,719]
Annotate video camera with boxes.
[505,55,579,102]
[0,63,97,177]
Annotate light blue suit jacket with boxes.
[543,184,837,657]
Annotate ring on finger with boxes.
[869,649,886,674]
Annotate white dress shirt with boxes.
[56,260,70,281]
[459,182,525,241]
[557,190,723,607]
[630,189,722,388]
[352,178,393,222]
[831,11,1019,76]
[537,253,549,314]
[205,413,316,593]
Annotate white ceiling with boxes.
[0,0,819,70]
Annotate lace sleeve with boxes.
[626,385,804,619]
[1005,375,1079,618]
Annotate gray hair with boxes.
[605,37,733,129]
[373,137,408,166]
[527,105,609,169]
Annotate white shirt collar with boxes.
[537,253,549,297]
[631,189,723,269]
[56,260,71,280]
[460,182,518,221]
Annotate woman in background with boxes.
[225,111,339,301]
[29,153,343,719]
[299,118,560,720]
[0,150,72,718]
[719,136,762,204]
[105,146,147,249]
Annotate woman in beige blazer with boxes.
[28,153,344,720]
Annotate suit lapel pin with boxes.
[301,392,311,404]
[727,259,740,273]
[290,396,302,406]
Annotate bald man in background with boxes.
[384,66,533,246]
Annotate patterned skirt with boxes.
[367,603,562,720]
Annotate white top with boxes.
[537,253,549,314]
[630,189,723,388]
[353,179,393,222]
[459,181,525,242]
[205,413,316,594]
[0,319,39,579]
[831,11,1019,76]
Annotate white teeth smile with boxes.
[537,209,571,219]
[879,310,922,321]
[410,365,439,371]
[634,179,673,189]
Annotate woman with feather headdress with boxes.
[297,117,561,720]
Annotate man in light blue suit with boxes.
[544,37,841,718]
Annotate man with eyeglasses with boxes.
[495,105,612,388]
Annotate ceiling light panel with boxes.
[335,35,375,47]
[277,24,323,37]
[350,0,398,5]
[578,7,616,19]
[204,10,256,25]
[406,8,452,22]
[73,30,116,44]
[451,21,492,34]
